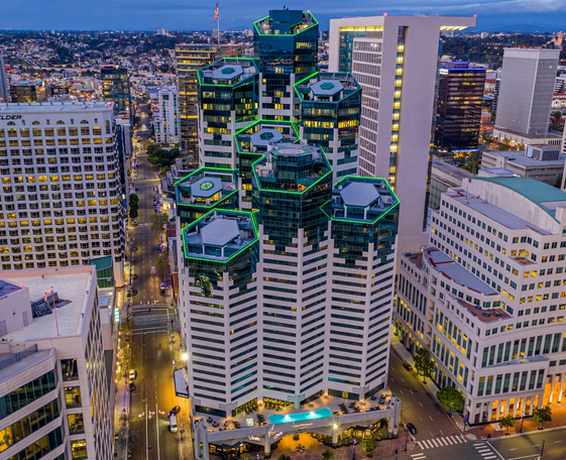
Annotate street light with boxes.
[180,351,189,362]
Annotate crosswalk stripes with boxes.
[410,453,426,460]
[416,434,467,450]
[473,441,498,459]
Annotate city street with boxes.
[120,145,191,460]
[490,428,566,460]
[389,349,462,444]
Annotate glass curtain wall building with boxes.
[176,7,397,418]
[253,9,319,121]
[197,57,259,169]
[176,146,399,415]
[234,119,300,208]
[294,71,362,179]
[434,62,486,151]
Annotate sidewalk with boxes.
[468,398,566,440]
[114,374,130,460]
[392,338,566,441]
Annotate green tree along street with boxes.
[499,415,514,433]
[129,193,139,219]
[413,348,434,383]
[437,386,465,414]
[147,143,180,168]
[532,405,552,429]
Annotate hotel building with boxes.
[0,266,113,459]
[0,102,126,286]
[395,176,566,424]
[328,15,476,252]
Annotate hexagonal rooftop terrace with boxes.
[329,176,399,223]
[182,210,258,262]
[175,168,237,207]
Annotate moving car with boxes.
[406,422,417,435]
[169,413,178,433]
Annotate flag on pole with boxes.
[213,2,219,20]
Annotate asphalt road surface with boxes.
[125,150,191,460]
[389,350,461,442]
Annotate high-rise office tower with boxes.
[253,9,318,121]
[0,266,114,460]
[0,52,9,102]
[178,8,396,419]
[328,15,475,252]
[153,85,179,145]
[434,61,486,151]
[495,48,560,138]
[197,57,259,169]
[295,71,361,179]
[396,176,566,425]
[0,102,126,286]
[175,44,217,169]
[177,156,399,415]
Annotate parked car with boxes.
[406,422,417,435]
[128,369,137,382]
[170,405,181,415]
[403,362,413,372]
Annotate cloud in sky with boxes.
[1,0,565,30]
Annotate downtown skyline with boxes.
[2,0,566,32]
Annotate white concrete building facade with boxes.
[328,15,476,252]
[153,85,179,145]
[395,176,566,424]
[495,48,560,138]
[0,102,126,286]
[0,266,113,459]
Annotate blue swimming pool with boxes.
[268,407,333,425]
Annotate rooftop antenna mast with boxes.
[213,2,220,48]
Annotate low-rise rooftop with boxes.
[447,187,551,235]
[425,247,498,295]
[0,280,22,299]
[0,267,94,341]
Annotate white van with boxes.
[169,413,178,433]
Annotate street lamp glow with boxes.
[180,351,189,362]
